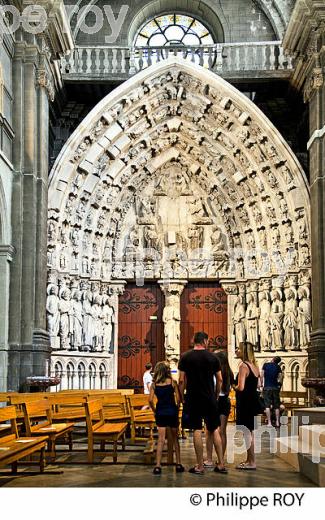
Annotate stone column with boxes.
[108,281,126,388]
[0,246,15,391]
[307,67,325,379]
[220,281,238,373]
[158,280,187,362]
[8,43,51,390]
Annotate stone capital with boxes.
[35,68,55,102]
[108,280,126,296]
[158,280,187,297]
[304,67,324,102]
[0,245,16,262]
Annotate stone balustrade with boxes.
[61,41,293,81]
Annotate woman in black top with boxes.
[149,361,184,475]
[234,342,261,470]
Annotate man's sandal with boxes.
[153,466,162,475]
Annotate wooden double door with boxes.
[118,282,227,391]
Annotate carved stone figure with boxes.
[70,290,83,351]
[233,295,246,348]
[102,296,115,352]
[82,290,95,351]
[270,289,284,350]
[188,225,203,250]
[92,294,102,352]
[59,288,72,350]
[163,294,181,359]
[298,287,311,348]
[245,294,259,347]
[259,291,271,351]
[46,284,60,337]
[211,226,227,252]
[283,288,299,350]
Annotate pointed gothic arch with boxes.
[48,58,311,387]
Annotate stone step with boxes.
[298,424,325,455]
[293,407,325,427]
[276,436,299,470]
[276,435,325,486]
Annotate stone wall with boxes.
[70,0,277,47]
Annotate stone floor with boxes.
[0,430,317,488]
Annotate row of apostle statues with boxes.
[46,281,115,352]
[233,284,311,351]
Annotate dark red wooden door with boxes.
[118,284,164,392]
[180,282,227,355]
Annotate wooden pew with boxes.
[88,394,131,423]
[84,400,128,463]
[0,405,47,473]
[47,394,88,422]
[22,400,74,461]
[126,394,155,447]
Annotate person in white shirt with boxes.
[143,363,153,394]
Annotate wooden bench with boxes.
[22,400,75,461]
[127,394,155,447]
[0,405,47,473]
[47,394,88,422]
[84,400,128,463]
[88,394,131,424]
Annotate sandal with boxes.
[236,462,256,470]
[176,464,185,473]
[153,466,162,475]
[214,465,228,474]
[189,466,204,475]
[203,461,214,468]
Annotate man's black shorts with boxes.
[263,387,280,409]
[182,398,220,432]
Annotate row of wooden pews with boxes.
[0,390,156,474]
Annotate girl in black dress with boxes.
[234,342,261,470]
[149,361,184,475]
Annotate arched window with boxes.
[54,361,63,391]
[135,15,214,47]
[67,362,75,390]
[78,362,86,390]
[291,363,300,393]
[89,363,96,390]
[99,363,108,390]
[134,14,215,67]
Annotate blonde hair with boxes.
[239,342,258,366]
[153,361,172,384]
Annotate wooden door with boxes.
[118,283,164,392]
[180,282,227,355]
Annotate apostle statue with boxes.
[58,288,73,350]
[298,286,311,348]
[70,289,83,351]
[283,288,299,350]
[163,294,181,360]
[233,294,246,348]
[259,291,271,351]
[82,289,95,351]
[46,284,60,344]
[270,289,284,350]
[102,296,115,352]
[245,293,259,348]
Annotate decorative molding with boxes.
[307,123,325,149]
[36,68,55,102]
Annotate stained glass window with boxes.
[135,14,214,48]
